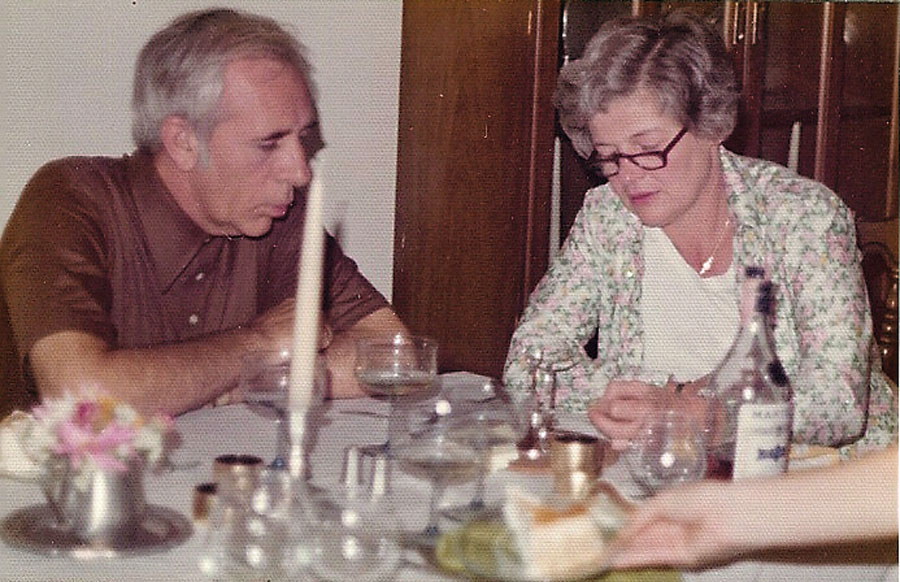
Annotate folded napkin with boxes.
[0,410,42,479]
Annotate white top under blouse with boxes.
[640,227,740,383]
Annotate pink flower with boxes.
[27,394,173,476]
[54,418,136,472]
[73,401,99,428]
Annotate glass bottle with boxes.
[702,267,793,480]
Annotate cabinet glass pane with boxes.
[762,3,822,115]
[836,3,898,220]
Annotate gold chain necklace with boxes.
[698,216,731,276]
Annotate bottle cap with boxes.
[745,266,765,279]
[756,281,775,315]
[192,482,218,524]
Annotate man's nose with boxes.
[279,137,312,187]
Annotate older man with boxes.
[0,8,405,417]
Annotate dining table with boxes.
[0,372,896,582]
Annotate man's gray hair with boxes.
[555,9,739,158]
[131,8,315,152]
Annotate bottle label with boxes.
[732,403,791,480]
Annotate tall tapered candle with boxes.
[288,172,324,479]
[787,121,801,172]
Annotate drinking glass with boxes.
[239,350,291,467]
[624,404,707,497]
[517,346,578,460]
[444,379,524,517]
[199,467,312,581]
[393,398,480,539]
[306,448,400,582]
[354,335,438,452]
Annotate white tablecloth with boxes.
[0,373,896,581]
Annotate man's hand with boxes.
[248,298,297,356]
[248,298,334,353]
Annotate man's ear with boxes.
[159,116,201,171]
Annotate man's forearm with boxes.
[30,326,269,416]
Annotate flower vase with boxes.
[42,457,147,542]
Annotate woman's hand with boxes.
[587,380,665,451]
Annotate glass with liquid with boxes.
[354,335,438,452]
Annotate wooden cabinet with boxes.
[392,1,560,376]
[735,1,899,222]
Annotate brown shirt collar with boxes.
[127,150,213,292]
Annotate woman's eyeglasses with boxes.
[588,126,689,178]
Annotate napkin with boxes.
[501,484,628,581]
[0,410,41,479]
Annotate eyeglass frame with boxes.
[587,126,689,178]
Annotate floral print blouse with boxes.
[504,147,897,455]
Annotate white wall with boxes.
[0,1,402,299]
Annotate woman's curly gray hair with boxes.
[555,10,739,158]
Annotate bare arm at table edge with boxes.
[322,307,409,399]
[611,444,898,570]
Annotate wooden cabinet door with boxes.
[393,0,560,376]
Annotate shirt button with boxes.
[195,272,205,282]
[188,314,199,326]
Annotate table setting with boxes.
[0,369,897,582]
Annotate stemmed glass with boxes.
[354,335,438,453]
[392,398,481,540]
[239,350,291,467]
[444,379,524,518]
[239,350,327,471]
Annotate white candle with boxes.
[288,172,324,479]
[787,121,801,172]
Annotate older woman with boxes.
[503,10,896,455]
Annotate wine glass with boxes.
[392,398,481,540]
[354,335,438,453]
[239,350,292,467]
[624,403,707,497]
